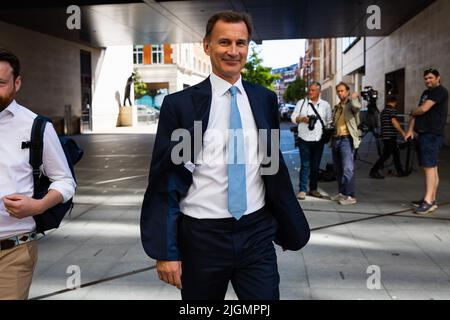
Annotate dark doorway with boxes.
[80,50,92,132]
[385,69,405,114]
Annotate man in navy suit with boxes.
[140,11,310,300]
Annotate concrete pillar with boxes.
[91,46,134,131]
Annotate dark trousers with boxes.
[298,139,325,192]
[179,207,280,300]
[331,137,355,197]
[371,138,403,174]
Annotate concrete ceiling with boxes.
[0,0,435,47]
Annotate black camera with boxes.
[360,86,379,103]
[359,86,380,133]
[308,115,318,131]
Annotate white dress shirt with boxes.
[291,97,332,142]
[179,73,265,219]
[0,100,76,239]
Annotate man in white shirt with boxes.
[0,48,76,300]
[291,82,332,200]
[140,11,310,300]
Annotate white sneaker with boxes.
[339,196,357,206]
[330,193,345,201]
[297,192,306,200]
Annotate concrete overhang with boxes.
[0,0,436,47]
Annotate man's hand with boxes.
[3,194,43,219]
[296,116,309,124]
[404,130,414,141]
[156,260,182,289]
[351,92,359,100]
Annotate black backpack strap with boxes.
[29,115,50,197]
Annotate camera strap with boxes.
[308,102,326,129]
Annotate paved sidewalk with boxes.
[28,127,450,300]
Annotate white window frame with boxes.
[133,45,144,64]
[152,44,164,64]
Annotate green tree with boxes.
[283,77,307,103]
[133,69,148,99]
[241,45,280,90]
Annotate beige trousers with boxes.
[0,241,38,300]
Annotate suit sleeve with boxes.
[140,96,182,261]
[267,91,310,250]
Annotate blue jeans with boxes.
[298,139,324,192]
[332,137,355,197]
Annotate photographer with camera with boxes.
[369,96,407,179]
[291,82,332,200]
[330,82,361,206]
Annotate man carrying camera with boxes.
[405,68,448,214]
[291,82,332,200]
[330,82,361,206]
[369,96,407,179]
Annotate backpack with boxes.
[28,115,84,234]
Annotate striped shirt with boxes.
[380,106,398,140]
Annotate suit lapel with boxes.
[190,77,212,163]
[192,77,213,132]
[189,79,273,163]
[242,80,273,160]
[242,81,267,130]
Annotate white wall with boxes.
[136,64,178,93]
[363,0,450,143]
[342,39,365,77]
[91,46,134,131]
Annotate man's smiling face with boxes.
[203,20,249,84]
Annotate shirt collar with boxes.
[308,97,323,106]
[210,72,244,96]
[0,100,18,118]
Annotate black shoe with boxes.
[370,171,385,179]
[411,199,438,209]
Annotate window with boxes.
[152,44,164,64]
[133,45,143,64]
[342,37,359,53]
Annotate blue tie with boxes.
[228,86,247,220]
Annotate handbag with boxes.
[309,102,335,144]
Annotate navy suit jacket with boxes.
[140,77,310,261]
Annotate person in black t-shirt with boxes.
[370,96,406,179]
[405,69,449,214]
